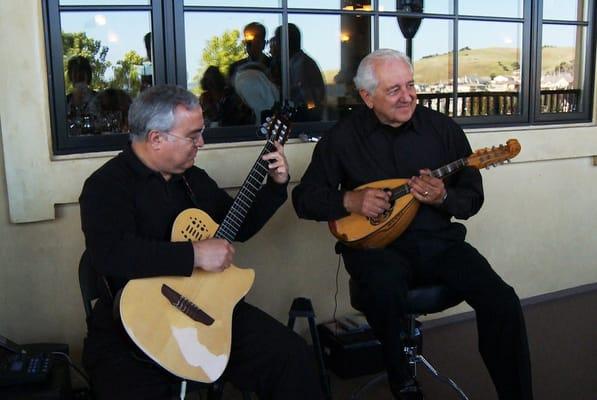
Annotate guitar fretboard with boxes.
[389,157,468,202]
[215,139,278,242]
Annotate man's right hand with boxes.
[343,188,391,218]
[192,238,235,272]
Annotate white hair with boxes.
[353,49,413,94]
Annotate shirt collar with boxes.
[121,143,184,182]
[362,104,422,135]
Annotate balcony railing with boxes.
[417,89,581,117]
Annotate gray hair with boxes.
[128,84,200,141]
[353,49,413,94]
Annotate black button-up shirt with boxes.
[80,144,288,294]
[292,105,484,242]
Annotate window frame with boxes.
[42,0,597,155]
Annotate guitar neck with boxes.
[390,157,468,202]
[215,139,277,242]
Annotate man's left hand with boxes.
[409,169,447,205]
[262,141,289,184]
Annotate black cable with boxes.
[51,352,90,387]
[332,254,342,335]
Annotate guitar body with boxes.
[119,208,254,383]
[329,179,420,249]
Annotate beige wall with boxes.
[1,0,596,361]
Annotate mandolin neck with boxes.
[214,138,278,242]
[389,157,468,202]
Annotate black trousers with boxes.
[83,299,322,400]
[341,237,533,400]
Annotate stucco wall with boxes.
[1,0,596,362]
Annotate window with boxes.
[43,0,596,155]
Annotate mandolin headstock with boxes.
[467,139,521,170]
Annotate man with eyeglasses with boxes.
[79,84,322,399]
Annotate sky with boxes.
[59,1,586,84]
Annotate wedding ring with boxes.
[423,191,429,197]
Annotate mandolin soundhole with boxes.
[368,205,394,226]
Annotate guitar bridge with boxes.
[161,284,214,326]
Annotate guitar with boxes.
[329,139,521,249]
[118,111,292,383]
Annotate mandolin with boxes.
[329,139,521,249]
[118,111,292,383]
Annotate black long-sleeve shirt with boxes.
[292,105,484,242]
[80,144,288,294]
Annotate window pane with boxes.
[184,0,280,7]
[61,11,152,136]
[540,25,586,113]
[289,0,360,10]
[457,21,523,117]
[379,0,453,14]
[288,14,372,123]
[458,0,523,18]
[543,0,588,21]
[404,19,454,115]
[60,0,150,5]
[184,12,282,128]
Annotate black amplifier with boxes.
[317,314,384,379]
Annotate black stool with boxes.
[288,297,333,400]
[349,279,469,400]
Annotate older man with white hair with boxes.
[293,49,533,400]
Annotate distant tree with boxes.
[62,32,111,91]
[112,50,145,97]
[191,29,246,94]
[511,61,520,70]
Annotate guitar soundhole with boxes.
[181,218,208,240]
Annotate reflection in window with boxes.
[543,0,588,21]
[60,0,149,5]
[286,15,339,122]
[381,18,454,115]
[459,0,523,18]
[457,21,523,117]
[379,0,452,14]
[61,11,153,136]
[288,0,344,9]
[184,12,281,127]
[540,25,586,113]
[184,0,280,7]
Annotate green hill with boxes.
[321,46,575,85]
[414,46,576,84]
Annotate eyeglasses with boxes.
[161,126,205,146]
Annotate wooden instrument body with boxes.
[329,139,521,249]
[119,208,254,383]
[328,178,420,249]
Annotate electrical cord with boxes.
[332,254,342,335]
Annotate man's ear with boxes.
[359,89,374,109]
[147,130,163,149]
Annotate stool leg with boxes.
[416,353,469,400]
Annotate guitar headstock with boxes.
[259,107,294,145]
[467,139,521,170]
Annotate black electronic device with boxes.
[0,334,52,387]
[318,314,384,379]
